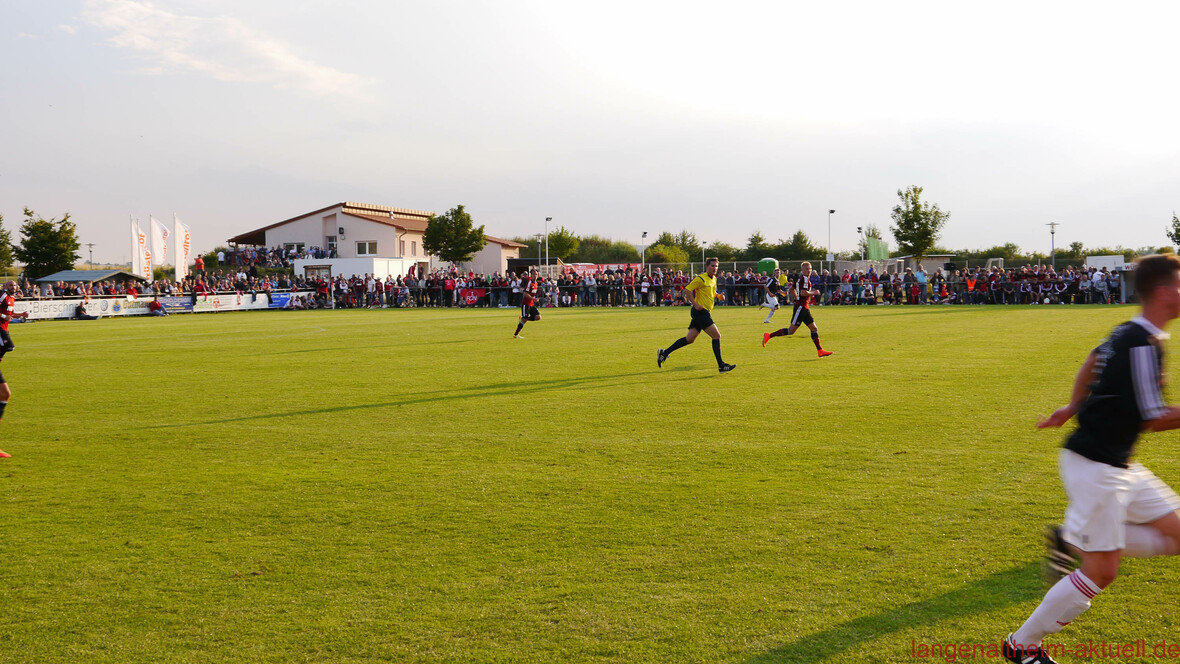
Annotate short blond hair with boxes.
[800,261,812,269]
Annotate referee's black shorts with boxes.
[689,306,715,332]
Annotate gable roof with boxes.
[227,202,434,245]
[484,234,527,248]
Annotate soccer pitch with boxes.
[3,305,1178,663]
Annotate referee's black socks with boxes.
[665,337,689,355]
[712,339,724,366]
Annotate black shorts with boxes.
[689,307,715,332]
[790,305,814,327]
[521,304,540,320]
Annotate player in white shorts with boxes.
[760,268,786,324]
[1001,254,1180,664]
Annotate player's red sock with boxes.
[769,328,788,338]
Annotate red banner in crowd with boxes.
[459,288,487,305]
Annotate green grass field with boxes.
[3,304,1178,663]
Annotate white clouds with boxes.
[56,24,78,35]
[82,0,373,99]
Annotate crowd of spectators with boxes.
[11,263,1127,309]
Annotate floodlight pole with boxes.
[1047,222,1060,270]
[641,231,648,272]
[534,233,543,274]
[545,217,552,275]
[828,209,836,270]
[86,242,95,269]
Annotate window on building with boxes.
[283,242,305,255]
[411,241,417,256]
[399,240,405,256]
[357,241,377,256]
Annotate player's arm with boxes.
[684,282,699,308]
[1037,349,1098,428]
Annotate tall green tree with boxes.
[776,231,825,260]
[545,226,580,261]
[646,243,689,268]
[890,186,950,259]
[571,235,639,263]
[709,241,741,262]
[422,205,486,264]
[743,232,771,260]
[1167,212,1180,246]
[14,207,80,280]
[0,213,14,273]
[673,230,700,259]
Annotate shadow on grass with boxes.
[745,561,1041,664]
[150,367,693,428]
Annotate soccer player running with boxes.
[513,274,540,338]
[759,268,787,324]
[657,257,735,373]
[1001,254,1180,664]
[762,262,833,358]
[0,280,29,459]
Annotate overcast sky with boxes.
[2,0,1177,263]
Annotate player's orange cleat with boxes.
[0,449,10,458]
[818,349,833,358]
[762,333,771,347]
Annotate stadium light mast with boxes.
[640,231,647,272]
[545,217,552,274]
[534,233,543,274]
[828,209,836,269]
[86,242,95,269]
[1047,222,1060,270]
[857,227,863,261]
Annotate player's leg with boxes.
[514,302,528,337]
[1121,465,1180,558]
[659,326,698,367]
[808,321,832,357]
[0,330,12,360]
[1006,451,1121,661]
[0,380,10,458]
[704,324,733,372]
[763,306,803,346]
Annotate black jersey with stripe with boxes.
[1065,318,1168,468]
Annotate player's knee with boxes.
[1080,558,1119,589]
[0,384,11,400]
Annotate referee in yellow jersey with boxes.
[658,257,736,373]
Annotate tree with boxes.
[890,186,950,259]
[1168,212,1180,246]
[742,231,771,260]
[545,226,579,261]
[710,241,741,262]
[776,230,824,260]
[14,207,80,280]
[646,243,689,268]
[0,214,14,273]
[422,205,486,264]
[673,230,700,259]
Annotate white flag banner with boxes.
[130,216,143,278]
[150,216,170,270]
[174,215,192,282]
[137,219,153,282]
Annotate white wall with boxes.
[293,257,421,279]
[457,244,520,275]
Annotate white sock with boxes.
[1012,570,1100,648]
[1123,524,1179,558]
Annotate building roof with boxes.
[484,234,527,248]
[227,201,435,246]
[36,269,147,283]
[228,202,527,251]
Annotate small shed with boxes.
[36,270,147,296]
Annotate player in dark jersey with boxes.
[1000,254,1180,664]
[761,262,832,357]
[514,274,541,338]
[0,280,29,459]
[759,268,787,324]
